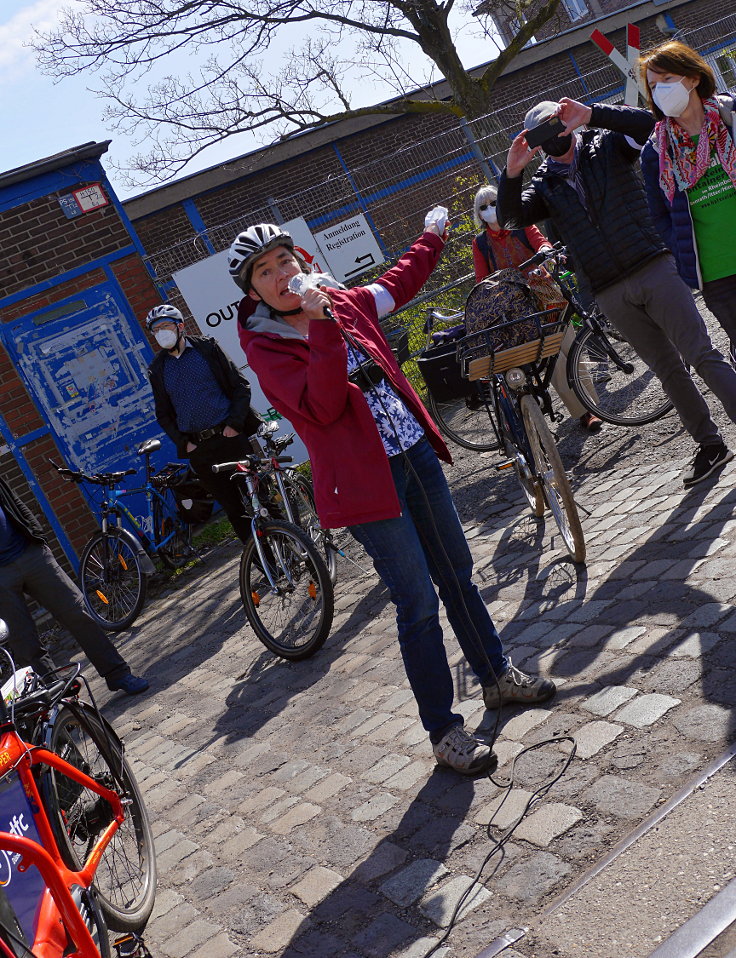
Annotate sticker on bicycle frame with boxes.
[0,772,46,943]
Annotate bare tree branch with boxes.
[33,0,562,183]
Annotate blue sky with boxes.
[2,1,497,201]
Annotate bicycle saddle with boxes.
[137,439,162,456]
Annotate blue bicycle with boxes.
[50,439,200,631]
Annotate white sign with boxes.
[171,217,321,462]
[314,215,384,283]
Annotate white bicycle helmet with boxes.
[146,304,184,330]
[228,224,295,291]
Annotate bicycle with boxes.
[420,244,672,450]
[452,254,587,562]
[253,422,341,584]
[0,622,155,958]
[50,438,199,632]
[212,454,334,660]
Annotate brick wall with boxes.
[0,186,131,299]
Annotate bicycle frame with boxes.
[0,723,124,958]
[100,483,181,557]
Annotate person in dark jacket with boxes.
[639,41,736,365]
[0,478,148,694]
[498,96,736,488]
[146,305,262,543]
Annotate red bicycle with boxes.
[0,622,155,957]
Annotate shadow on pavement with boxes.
[279,770,493,958]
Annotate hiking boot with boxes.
[433,724,497,776]
[681,442,733,488]
[483,660,556,709]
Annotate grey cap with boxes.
[524,100,559,130]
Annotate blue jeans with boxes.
[349,438,507,739]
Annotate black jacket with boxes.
[0,478,44,542]
[148,336,261,458]
[497,104,667,295]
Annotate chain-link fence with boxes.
[143,11,736,356]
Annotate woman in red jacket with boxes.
[473,184,601,432]
[231,216,555,777]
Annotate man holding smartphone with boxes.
[498,98,736,488]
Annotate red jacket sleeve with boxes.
[372,232,444,309]
[525,226,554,253]
[473,236,490,282]
[245,321,351,428]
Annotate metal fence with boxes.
[143,11,736,345]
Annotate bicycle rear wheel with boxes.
[426,385,496,452]
[284,473,338,584]
[152,488,193,570]
[39,704,157,933]
[567,324,673,426]
[79,531,147,631]
[240,520,333,660]
[520,394,586,563]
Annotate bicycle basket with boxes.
[457,314,566,381]
[416,326,475,403]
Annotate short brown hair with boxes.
[639,41,716,119]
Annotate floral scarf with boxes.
[656,96,736,202]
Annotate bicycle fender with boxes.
[43,699,125,763]
[113,528,156,577]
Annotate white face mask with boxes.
[652,79,692,117]
[155,329,179,350]
[480,206,498,227]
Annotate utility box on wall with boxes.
[0,143,169,570]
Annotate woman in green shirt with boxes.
[640,41,736,363]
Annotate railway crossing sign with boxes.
[591,24,647,105]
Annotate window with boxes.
[562,0,588,22]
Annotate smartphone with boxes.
[525,115,566,149]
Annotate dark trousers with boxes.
[0,542,129,680]
[189,433,256,543]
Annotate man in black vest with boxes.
[498,97,736,488]
[0,478,148,694]
[146,305,261,542]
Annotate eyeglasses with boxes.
[479,202,497,210]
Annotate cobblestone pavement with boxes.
[57,314,736,958]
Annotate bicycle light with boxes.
[505,368,527,390]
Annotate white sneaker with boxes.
[432,724,497,776]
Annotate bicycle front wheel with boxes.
[520,395,586,563]
[39,705,157,933]
[567,325,673,427]
[284,473,338,584]
[240,520,334,660]
[79,531,147,631]
[426,385,496,452]
[152,487,193,570]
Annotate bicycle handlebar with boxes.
[48,458,136,487]
[212,456,293,474]
[518,241,565,273]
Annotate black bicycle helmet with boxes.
[228,224,295,291]
[146,304,184,330]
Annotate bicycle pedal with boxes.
[495,461,514,472]
[113,933,152,958]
